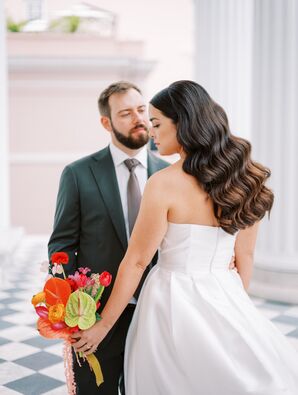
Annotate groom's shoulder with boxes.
[65,147,109,172]
[148,151,170,172]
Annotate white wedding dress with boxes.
[124,223,298,395]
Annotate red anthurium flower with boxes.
[99,271,112,287]
[51,252,69,265]
[44,277,71,306]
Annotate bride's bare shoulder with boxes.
[145,164,181,192]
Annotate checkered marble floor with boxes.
[0,237,298,395]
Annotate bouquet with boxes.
[31,252,112,394]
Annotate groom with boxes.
[48,81,169,395]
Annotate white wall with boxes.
[5,0,195,100]
[0,0,10,229]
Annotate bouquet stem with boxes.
[61,266,66,279]
[94,285,104,303]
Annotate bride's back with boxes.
[161,162,219,227]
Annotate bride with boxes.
[72,80,298,394]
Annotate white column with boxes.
[0,0,10,230]
[250,0,298,300]
[194,0,298,302]
[194,0,254,139]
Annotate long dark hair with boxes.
[150,80,274,235]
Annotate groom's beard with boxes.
[111,122,149,149]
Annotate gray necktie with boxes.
[124,158,141,234]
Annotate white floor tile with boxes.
[7,302,35,313]
[272,322,297,335]
[44,343,64,357]
[250,296,266,306]
[0,325,36,342]
[0,362,34,385]
[0,386,22,394]
[256,308,281,319]
[286,306,298,318]
[42,384,68,394]
[40,362,66,382]
[0,342,39,361]
[13,290,37,300]
[4,312,37,326]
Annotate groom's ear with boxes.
[101,116,113,132]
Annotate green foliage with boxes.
[6,18,28,32]
[68,16,80,33]
[50,16,81,33]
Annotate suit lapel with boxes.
[90,147,127,250]
[89,148,167,251]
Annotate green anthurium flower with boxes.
[65,290,96,330]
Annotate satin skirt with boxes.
[124,265,298,395]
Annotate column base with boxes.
[249,260,298,304]
[0,227,24,287]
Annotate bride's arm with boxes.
[72,173,169,352]
[234,222,260,290]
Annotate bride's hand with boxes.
[71,320,110,355]
[229,255,238,272]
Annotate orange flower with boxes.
[48,303,65,323]
[31,292,46,306]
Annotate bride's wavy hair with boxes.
[150,80,274,234]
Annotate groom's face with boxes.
[103,88,150,149]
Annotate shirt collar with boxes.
[109,141,148,169]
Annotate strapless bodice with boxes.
[158,222,236,273]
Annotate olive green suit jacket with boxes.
[48,146,169,309]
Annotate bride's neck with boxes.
[179,148,187,160]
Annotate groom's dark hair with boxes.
[98,81,142,118]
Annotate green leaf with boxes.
[65,290,96,329]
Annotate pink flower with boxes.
[78,267,91,275]
[35,306,49,319]
[68,271,93,289]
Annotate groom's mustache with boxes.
[130,123,149,133]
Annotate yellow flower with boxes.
[48,303,65,323]
[31,292,46,306]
